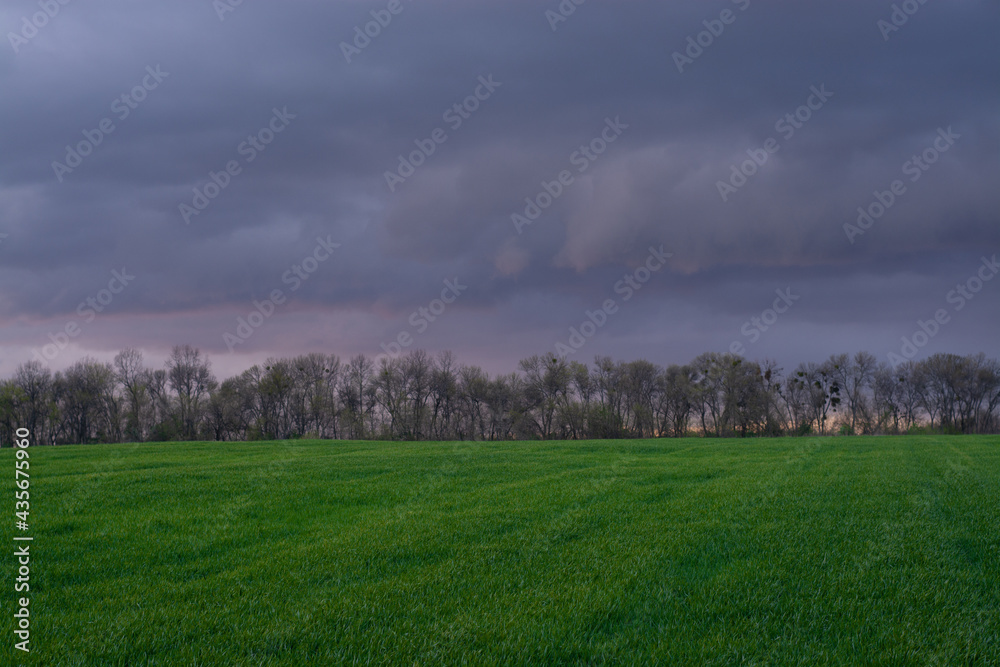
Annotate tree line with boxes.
[1,346,998,446]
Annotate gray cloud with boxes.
[1,0,998,376]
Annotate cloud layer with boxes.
[1,0,998,376]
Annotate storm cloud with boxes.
[1,0,997,377]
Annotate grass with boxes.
[2,435,999,665]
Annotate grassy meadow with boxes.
[2,436,998,665]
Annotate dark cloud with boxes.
[1,0,997,376]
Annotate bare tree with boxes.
[871,363,901,433]
[13,362,52,444]
[400,350,432,440]
[691,352,729,436]
[57,359,117,444]
[166,345,216,440]
[0,380,26,446]
[657,364,695,437]
[429,352,459,440]
[828,352,876,434]
[114,348,152,441]
[518,354,572,439]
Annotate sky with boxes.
[1,0,998,380]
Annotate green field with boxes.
[3,436,999,665]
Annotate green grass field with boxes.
[3,436,999,665]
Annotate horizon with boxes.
[14,342,1000,389]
